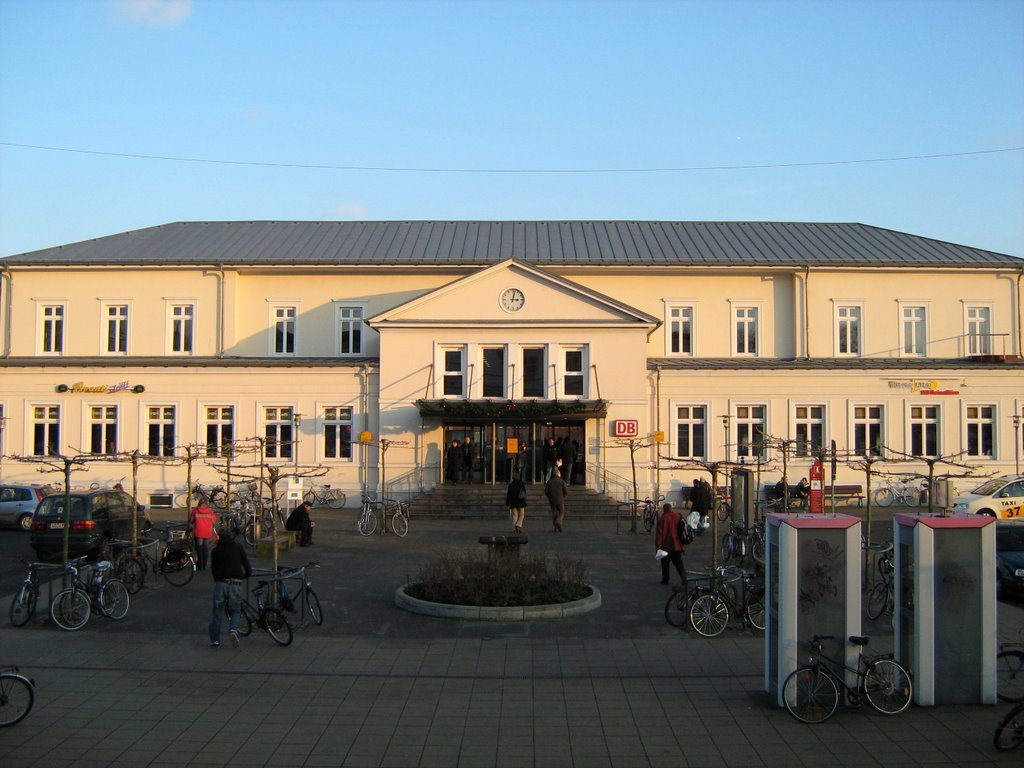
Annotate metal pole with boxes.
[1014,414,1021,475]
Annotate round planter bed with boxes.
[394,583,602,621]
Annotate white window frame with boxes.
[672,402,708,460]
[793,404,826,457]
[439,345,467,398]
[734,403,767,460]
[665,301,697,357]
[268,301,299,356]
[85,403,119,455]
[335,302,367,356]
[143,403,177,458]
[320,404,354,462]
[261,405,295,460]
[963,403,996,460]
[202,404,235,457]
[559,345,588,399]
[963,302,994,356]
[29,403,61,457]
[36,300,67,356]
[100,301,131,356]
[833,301,864,357]
[166,300,196,355]
[729,302,761,357]
[898,301,929,358]
[907,402,941,459]
[850,403,885,458]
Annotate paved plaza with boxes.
[1,506,1021,767]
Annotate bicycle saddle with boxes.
[849,635,870,646]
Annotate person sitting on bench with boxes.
[286,500,314,546]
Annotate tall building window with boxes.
[40,304,65,354]
[853,405,884,457]
[562,348,585,397]
[442,348,465,397]
[272,306,296,355]
[836,305,861,356]
[522,348,546,398]
[794,405,825,457]
[338,305,363,355]
[32,405,60,456]
[910,404,939,458]
[104,304,128,354]
[88,405,118,455]
[169,303,194,354]
[733,306,758,356]
[674,405,706,459]
[965,305,992,355]
[965,405,995,458]
[204,406,234,457]
[901,305,927,356]
[323,406,353,460]
[264,406,294,459]
[146,406,176,457]
[735,405,766,460]
[667,304,694,356]
[482,347,505,398]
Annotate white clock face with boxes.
[500,288,525,312]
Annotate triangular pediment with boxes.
[367,259,660,330]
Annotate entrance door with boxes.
[444,422,587,485]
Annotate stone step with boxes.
[407,486,626,520]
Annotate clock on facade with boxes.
[500,288,525,312]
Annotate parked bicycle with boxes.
[871,477,926,507]
[782,634,912,723]
[236,575,293,646]
[10,560,67,627]
[720,520,750,565]
[749,519,766,567]
[50,559,130,631]
[0,666,34,727]
[867,544,895,621]
[686,565,765,636]
[112,525,196,592]
[304,483,347,509]
[715,494,733,522]
[358,495,380,536]
[994,701,1024,751]
[175,482,228,510]
[997,635,1024,703]
[384,498,410,537]
[277,562,323,626]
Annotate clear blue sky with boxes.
[1,0,1022,258]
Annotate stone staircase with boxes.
[407,484,626,521]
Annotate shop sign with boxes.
[613,419,639,437]
[55,381,145,394]
[886,379,959,395]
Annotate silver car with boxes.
[0,484,46,530]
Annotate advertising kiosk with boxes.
[765,513,861,706]
[893,513,996,705]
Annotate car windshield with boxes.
[997,527,1024,552]
[34,496,86,520]
[970,478,1010,496]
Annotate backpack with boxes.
[677,516,695,546]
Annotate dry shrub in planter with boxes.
[406,547,591,607]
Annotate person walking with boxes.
[285,500,314,546]
[545,468,568,532]
[505,471,528,534]
[542,437,557,481]
[690,478,711,533]
[655,502,687,586]
[208,530,252,648]
[462,435,477,484]
[446,439,461,484]
[558,437,576,485]
[189,503,218,572]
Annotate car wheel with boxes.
[980,509,997,518]
[18,514,32,531]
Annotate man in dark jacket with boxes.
[209,530,252,648]
[286,500,314,546]
[545,469,569,532]
[446,439,461,484]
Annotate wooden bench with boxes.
[823,484,864,506]
[255,530,299,557]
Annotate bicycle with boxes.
[997,636,1024,703]
[9,560,68,627]
[715,496,733,522]
[358,494,381,536]
[0,666,34,727]
[49,559,131,630]
[749,520,766,567]
[782,634,913,723]
[686,565,766,636]
[720,520,750,565]
[175,482,228,510]
[236,575,293,646]
[871,477,925,507]
[994,701,1024,751]
[866,544,894,621]
[112,525,196,592]
[383,498,410,537]
[304,483,347,509]
[276,562,324,626]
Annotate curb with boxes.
[393,583,602,621]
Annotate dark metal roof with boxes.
[3,221,1021,268]
[648,357,1024,371]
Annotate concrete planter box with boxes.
[394,583,601,621]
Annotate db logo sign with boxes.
[613,420,639,437]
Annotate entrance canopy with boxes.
[415,398,608,423]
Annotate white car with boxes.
[949,475,1024,519]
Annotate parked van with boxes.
[30,489,152,561]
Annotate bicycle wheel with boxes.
[357,509,377,536]
[689,593,730,637]
[716,501,732,522]
[0,672,34,727]
[720,534,733,563]
[50,588,91,631]
[237,601,257,637]
[862,658,912,714]
[872,488,894,507]
[326,489,347,509]
[782,667,840,723]
[210,489,229,510]
[117,558,146,595]
[997,650,1024,703]
[867,582,889,620]
[306,588,323,625]
[643,505,656,533]
[242,521,256,547]
[745,589,766,631]
[9,584,37,628]
[160,547,195,587]
[392,511,409,537]
[303,489,317,505]
[260,608,293,646]
[98,580,130,620]
[664,589,690,628]
[751,535,765,567]
[994,703,1024,751]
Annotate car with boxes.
[949,475,1024,519]
[0,484,47,530]
[996,522,1024,599]
[29,489,153,561]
